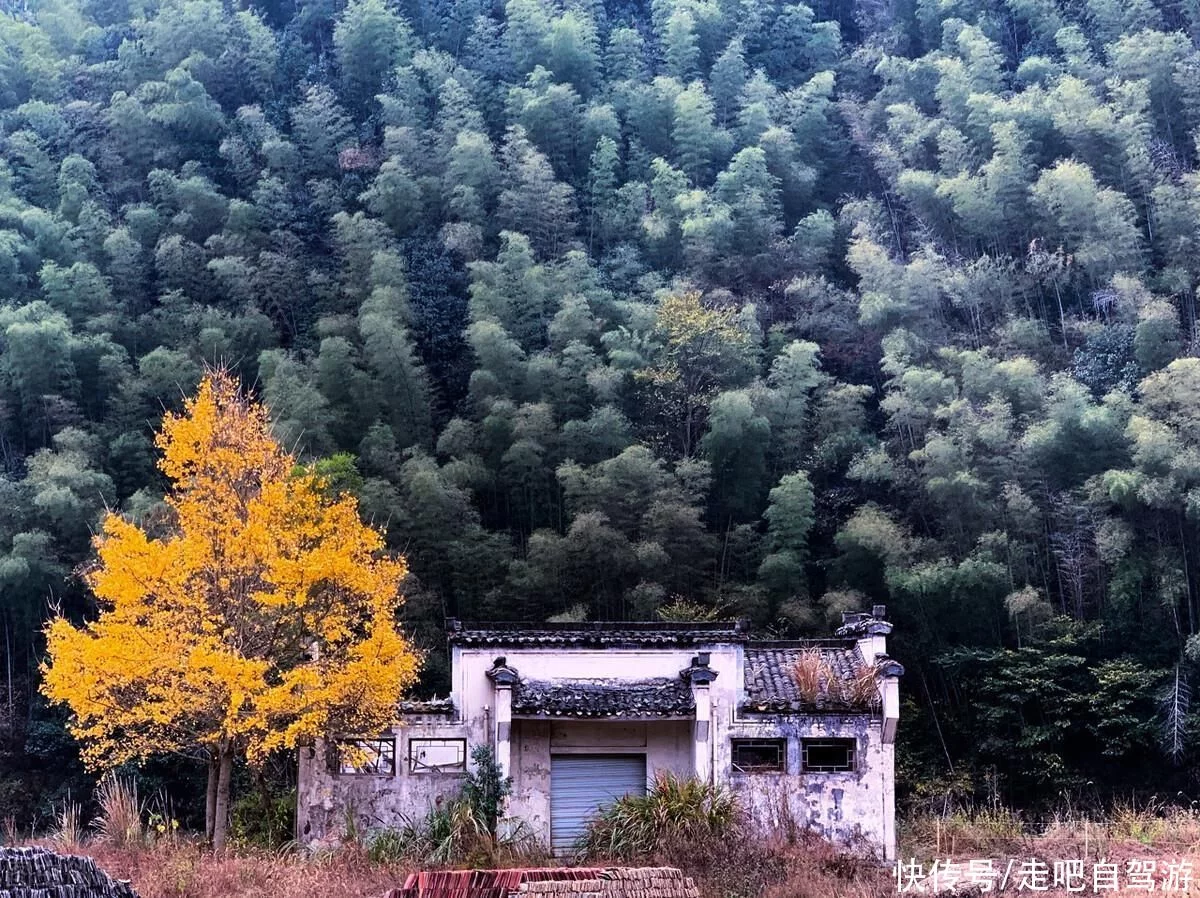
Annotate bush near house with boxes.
[366,746,543,869]
[579,773,738,861]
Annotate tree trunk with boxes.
[213,746,234,852]
[205,754,219,844]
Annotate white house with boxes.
[296,609,902,860]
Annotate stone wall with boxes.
[296,717,474,846]
[0,846,139,898]
[720,714,895,860]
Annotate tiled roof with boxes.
[448,620,745,647]
[398,697,455,715]
[742,642,878,713]
[512,678,696,717]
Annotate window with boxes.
[731,739,786,773]
[408,738,467,773]
[335,738,396,775]
[801,738,856,773]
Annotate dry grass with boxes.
[31,830,895,898]
[93,774,145,847]
[788,649,881,709]
[70,842,408,898]
[667,830,894,898]
[898,804,1200,897]
[29,804,1200,898]
[789,648,826,702]
[902,806,1029,857]
[844,663,883,707]
[49,794,83,852]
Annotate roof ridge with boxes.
[449,619,744,632]
[744,638,860,649]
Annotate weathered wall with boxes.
[507,719,694,841]
[296,717,474,845]
[718,714,895,861]
[298,640,897,862]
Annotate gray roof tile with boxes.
[398,697,455,715]
[742,642,877,713]
[448,620,745,648]
[512,678,696,717]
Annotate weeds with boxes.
[78,841,405,898]
[366,798,542,868]
[93,773,144,847]
[901,795,1200,863]
[230,787,294,848]
[787,649,881,709]
[147,789,181,846]
[50,793,83,851]
[579,772,738,861]
[789,649,825,702]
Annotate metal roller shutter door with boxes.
[550,754,647,854]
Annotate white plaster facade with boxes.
[296,613,901,860]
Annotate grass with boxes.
[576,774,893,897]
[26,799,1200,898]
[49,793,83,851]
[365,798,544,868]
[65,831,895,898]
[895,801,1200,896]
[78,841,407,898]
[93,774,145,847]
[788,649,880,709]
[579,772,738,861]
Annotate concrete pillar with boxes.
[881,676,900,744]
[680,653,719,784]
[485,656,520,781]
[692,683,712,784]
[882,742,896,861]
[493,684,513,780]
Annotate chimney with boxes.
[837,607,892,662]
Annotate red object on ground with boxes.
[385,867,618,897]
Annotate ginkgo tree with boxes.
[40,370,420,850]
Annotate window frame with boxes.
[407,737,468,774]
[800,737,857,773]
[730,738,787,774]
[333,737,397,776]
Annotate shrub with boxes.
[788,649,880,709]
[93,774,144,846]
[462,744,510,843]
[231,787,295,848]
[366,797,541,868]
[579,772,738,860]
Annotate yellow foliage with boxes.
[41,370,420,769]
[655,291,748,351]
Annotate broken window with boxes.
[731,739,786,773]
[334,738,396,775]
[801,738,856,772]
[408,738,467,773]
